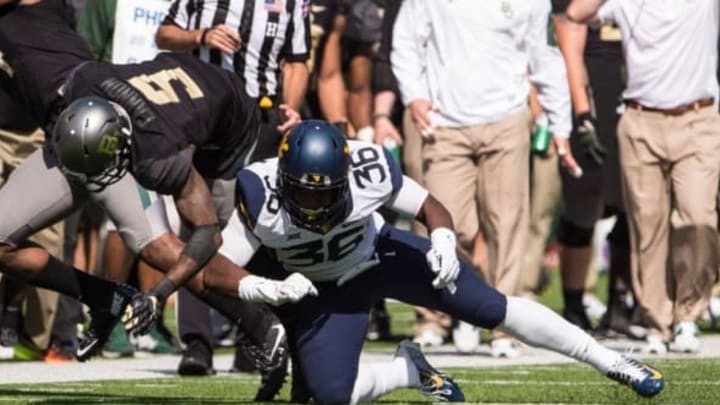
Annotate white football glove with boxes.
[426,227,460,293]
[238,273,318,306]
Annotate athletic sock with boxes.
[500,296,621,374]
[29,256,120,310]
[350,357,416,404]
[562,288,585,314]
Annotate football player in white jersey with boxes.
[134,121,664,403]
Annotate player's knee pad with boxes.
[557,219,594,248]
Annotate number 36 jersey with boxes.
[221,141,429,282]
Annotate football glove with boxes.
[238,273,318,306]
[426,227,460,293]
[576,112,607,166]
[122,292,160,337]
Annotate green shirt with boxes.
[77,0,117,63]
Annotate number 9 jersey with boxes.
[221,141,430,282]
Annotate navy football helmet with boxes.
[278,120,351,233]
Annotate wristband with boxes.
[150,278,176,303]
[372,112,391,122]
[200,28,210,46]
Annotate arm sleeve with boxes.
[218,210,261,267]
[385,175,429,217]
[134,147,193,195]
[527,1,572,138]
[391,0,432,105]
[372,0,402,95]
[162,0,191,28]
[281,0,311,62]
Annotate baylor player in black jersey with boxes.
[0,1,299,398]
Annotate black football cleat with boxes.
[237,316,289,401]
[76,283,136,362]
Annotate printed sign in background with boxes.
[113,0,169,64]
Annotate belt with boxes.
[625,98,714,116]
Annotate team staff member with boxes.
[155,0,310,377]
[0,0,299,384]
[567,0,720,354]
[392,0,579,357]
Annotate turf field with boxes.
[0,271,718,404]
[0,358,718,404]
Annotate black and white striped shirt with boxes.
[164,0,310,98]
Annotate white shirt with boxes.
[391,0,571,137]
[598,0,719,108]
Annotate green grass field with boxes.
[0,358,718,404]
[1,270,718,404]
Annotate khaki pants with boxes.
[423,108,532,296]
[618,106,720,339]
[523,152,561,297]
[0,127,63,350]
[402,108,452,336]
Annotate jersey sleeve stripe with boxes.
[382,147,404,195]
[235,169,267,229]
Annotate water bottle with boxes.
[531,114,551,156]
[382,138,401,164]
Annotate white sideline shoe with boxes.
[490,338,521,358]
[643,334,667,355]
[452,321,480,353]
[413,330,444,348]
[668,322,701,353]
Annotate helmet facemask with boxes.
[280,171,349,234]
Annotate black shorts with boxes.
[561,56,625,227]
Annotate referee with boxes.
[155,0,310,384]
[157,0,310,158]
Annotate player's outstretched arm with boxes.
[123,166,222,336]
[169,166,223,286]
[415,194,460,292]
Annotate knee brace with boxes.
[557,219,594,248]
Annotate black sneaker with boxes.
[178,337,216,376]
[76,283,136,362]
